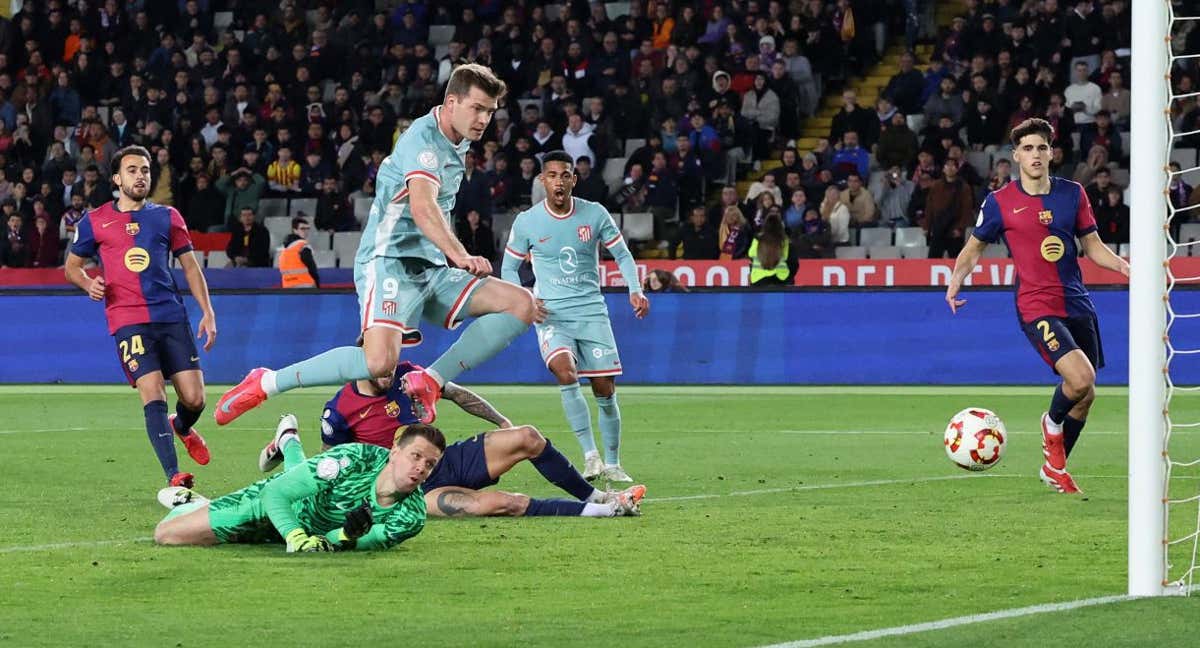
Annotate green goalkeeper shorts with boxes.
[204,483,284,545]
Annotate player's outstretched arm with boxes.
[64,252,105,300]
[1079,232,1131,277]
[261,466,332,552]
[178,251,217,350]
[443,382,512,428]
[408,179,491,276]
[945,236,988,314]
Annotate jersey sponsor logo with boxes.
[316,457,341,480]
[418,150,439,170]
[538,236,553,243]
[1040,235,1065,262]
[385,400,401,417]
[124,247,150,272]
[577,225,592,242]
[1038,210,1053,225]
[559,247,578,274]
[125,222,140,236]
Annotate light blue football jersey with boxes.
[503,197,638,321]
[357,106,471,265]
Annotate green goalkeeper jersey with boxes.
[209,443,426,550]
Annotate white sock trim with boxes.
[580,502,616,517]
[585,488,606,503]
[261,369,279,397]
[1043,414,1064,436]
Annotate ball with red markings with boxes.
[943,408,1007,471]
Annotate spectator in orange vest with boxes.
[278,216,320,288]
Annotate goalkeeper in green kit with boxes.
[153,420,445,552]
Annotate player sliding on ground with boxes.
[154,424,445,552]
[64,145,216,489]
[502,150,648,482]
[256,361,644,518]
[215,64,539,427]
[945,118,1130,494]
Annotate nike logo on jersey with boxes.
[359,405,373,419]
[101,220,117,228]
[190,356,199,362]
[538,236,552,243]
[1013,207,1028,213]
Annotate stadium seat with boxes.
[621,212,654,241]
[434,44,449,61]
[214,11,233,33]
[1179,223,1200,255]
[354,197,373,224]
[332,232,362,266]
[313,250,337,268]
[894,227,926,247]
[263,216,292,247]
[289,198,318,219]
[868,246,901,259]
[606,2,632,20]
[1112,168,1129,187]
[603,157,627,193]
[625,138,646,156]
[1119,243,1130,257]
[966,151,992,179]
[899,245,928,259]
[205,250,229,268]
[1171,148,1197,169]
[545,4,563,20]
[309,231,332,252]
[1106,243,1119,255]
[273,246,283,267]
[517,98,541,116]
[257,198,288,220]
[429,25,455,45]
[835,246,866,259]
[857,227,892,247]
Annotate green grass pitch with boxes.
[1,385,1197,647]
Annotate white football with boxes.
[944,408,1007,471]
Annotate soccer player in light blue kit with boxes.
[216,65,539,426]
[502,151,649,482]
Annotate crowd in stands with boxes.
[0,1,1139,280]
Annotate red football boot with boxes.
[169,413,210,465]
[214,368,269,426]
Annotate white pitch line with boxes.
[778,429,1132,436]
[647,474,1017,503]
[756,594,1136,648]
[0,536,152,554]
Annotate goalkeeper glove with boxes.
[285,528,333,553]
[331,499,374,550]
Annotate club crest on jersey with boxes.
[385,401,401,418]
[577,225,592,242]
[417,150,438,170]
[1037,210,1053,225]
[125,222,140,235]
[382,300,397,315]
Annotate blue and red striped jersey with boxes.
[321,362,422,449]
[70,201,193,334]
[972,177,1098,324]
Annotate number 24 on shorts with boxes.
[119,334,145,363]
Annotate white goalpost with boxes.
[1128,0,1169,597]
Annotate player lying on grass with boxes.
[154,423,445,552]
[257,361,644,517]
